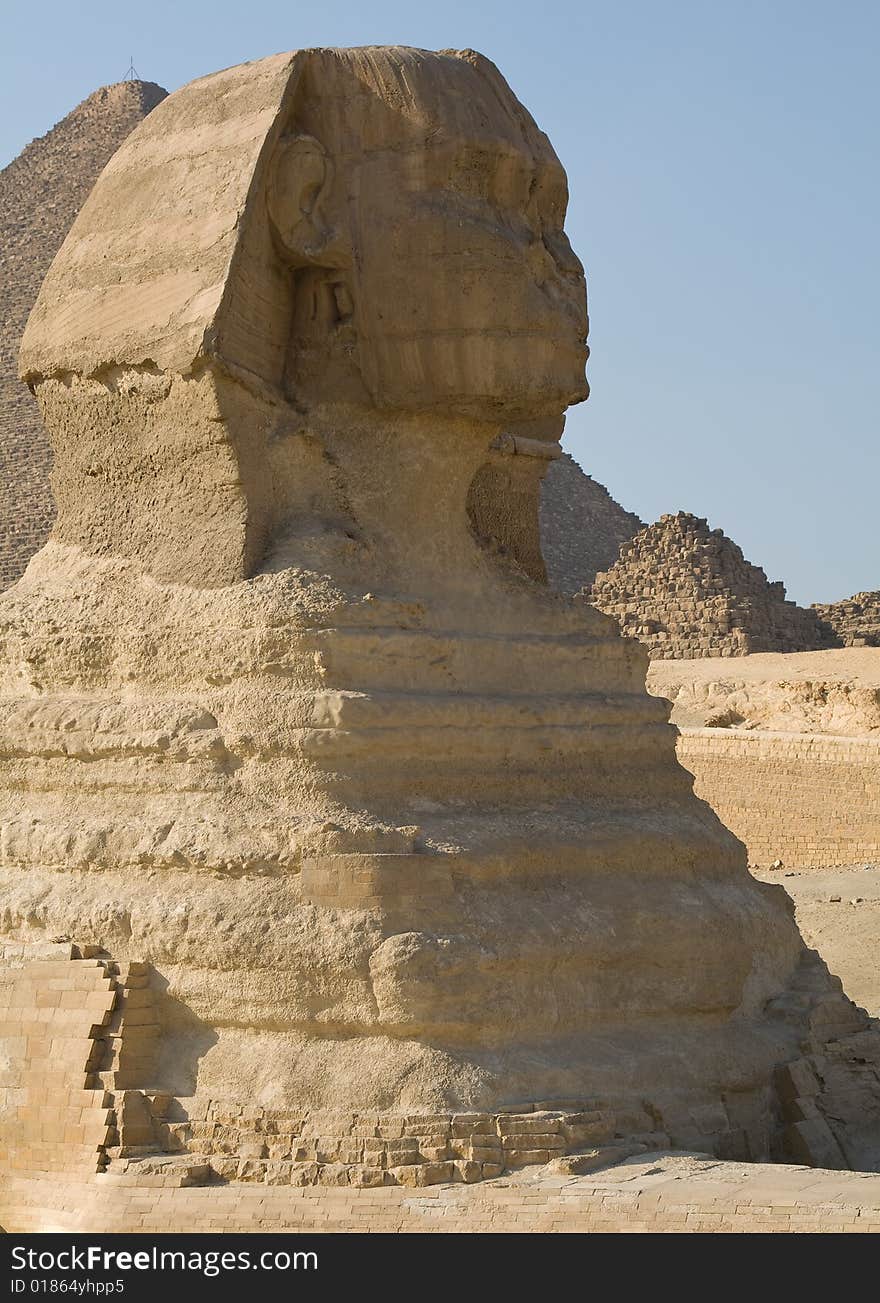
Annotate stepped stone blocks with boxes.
[144,1095,619,1188]
[0,956,116,1178]
[2,47,880,1228]
[813,593,880,648]
[0,79,167,590]
[0,949,167,1182]
[591,511,839,659]
[539,453,643,593]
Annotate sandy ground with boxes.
[754,864,880,1016]
[651,647,880,689]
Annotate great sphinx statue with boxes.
[1,48,878,1202]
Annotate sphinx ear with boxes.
[266,134,332,263]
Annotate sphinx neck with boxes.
[302,404,550,600]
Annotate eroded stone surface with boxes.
[650,648,880,734]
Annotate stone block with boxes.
[501,1132,565,1150]
[497,1114,562,1135]
[385,1147,419,1166]
[501,1149,550,1167]
[264,1162,293,1186]
[787,1097,821,1122]
[418,1145,450,1162]
[452,1113,493,1136]
[235,1158,268,1182]
[390,1161,454,1187]
[776,1059,822,1103]
[289,1163,320,1187]
[689,1102,729,1135]
[347,1165,386,1188]
[784,1118,848,1170]
[547,1144,646,1175]
[453,1160,482,1183]
[404,1115,451,1133]
[317,1163,351,1187]
[208,1156,240,1181]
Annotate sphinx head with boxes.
[267,47,589,420]
[20,48,589,585]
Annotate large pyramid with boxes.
[812,593,880,648]
[539,453,643,593]
[0,79,167,587]
[592,510,839,658]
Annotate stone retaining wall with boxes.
[147,1099,617,1188]
[676,728,880,869]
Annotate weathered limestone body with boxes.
[2,50,879,1206]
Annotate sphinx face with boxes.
[288,49,590,422]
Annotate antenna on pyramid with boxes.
[123,56,140,82]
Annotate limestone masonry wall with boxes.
[0,80,166,589]
[592,512,839,659]
[4,949,876,1211]
[0,957,116,1179]
[142,1098,619,1189]
[676,728,880,869]
[0,953,162,1183]
[813,593,880,648]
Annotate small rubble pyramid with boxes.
[539,453,643,593]
[591,511,839,659]
[812,593,880,648]
[0,78,167,589]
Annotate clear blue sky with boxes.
[2,0,877,604]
